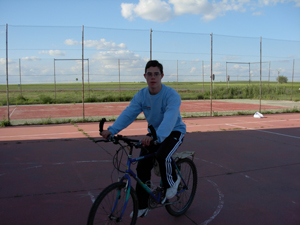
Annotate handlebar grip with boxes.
[148,125,157,142]
[99,118,106,135]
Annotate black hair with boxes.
[145,60,163,74]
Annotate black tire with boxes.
[87,182,138,225]
[165,158,197,216]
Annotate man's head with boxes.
[145,60,163,74]
[144,60,164,95]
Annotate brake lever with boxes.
[148,125,158,145]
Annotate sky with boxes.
[0,0,300,84]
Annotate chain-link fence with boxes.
[0,24,299,124]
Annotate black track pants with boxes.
[135,131,184,209]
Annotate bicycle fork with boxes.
[109,174,131,222]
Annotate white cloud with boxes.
[91,49,147,81]
[258,0,300,7]
[170,0,248,22]
[121,0,173,22]
[94,49,141,61]
[21,56,41,61]
[64,39,79,45]
[0,58,13,64]
[121,3,136,21]
[170,0,213,16]
[84,39,127,50]
[121,0,299,22]
[64,38,127,50]
[190,67,197,73]
[38,50,66,56]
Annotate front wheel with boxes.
[87,182,138,225]
[165,158,198,216]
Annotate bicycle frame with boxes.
[94,119,194,223]
[114,145,188,221]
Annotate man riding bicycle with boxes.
[101,60,186,218]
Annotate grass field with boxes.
[0,81,299,106]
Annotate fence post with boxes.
[202,60,204,92]
[19,58,22,96]
[150,29,152,60]
[259,36,262,113]
[82,25,85,120]
[54,59,56,101]
[6,24,9,122]
[210,33,213,117]
[119,59,121,99]
[88,58,90,98]
[177,60,178,92]
[291,59,295,101]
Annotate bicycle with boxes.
[87,118,198,225]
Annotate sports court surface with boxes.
[0,112,299,225]
[1,99,297,125]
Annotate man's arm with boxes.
[156,91,182,143]
[107,94,142,136]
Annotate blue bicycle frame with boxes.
[112,150,188,221]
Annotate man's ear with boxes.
[144,74,146,79]
[161,73,164,79]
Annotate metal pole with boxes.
[54,59,56,101]
[19,58,22,96]
[259,37,262,113]
[268,61,270,93]
[177,60,178,92]
[6,24,9,122]
[291,59,295,101]
[226,62,228,90]
[118,59,121,99]
[210,33,213,117]
[248,63,250,96]
[202,60,204,92]
[82,25,85,120]
[248,63,250,86]
[150,29,152,60]
[88,58,90,98]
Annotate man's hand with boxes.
[141,136,153,146]
[101,130,112,139]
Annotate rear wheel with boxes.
[165,158,197,216]
[87,182,138,225]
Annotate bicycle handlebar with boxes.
[97,118,158,146]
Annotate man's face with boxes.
[144,66,164,94]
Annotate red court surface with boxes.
[0,113,299,224]
[0,100,289,121]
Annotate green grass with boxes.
[0,115,11,127]
[0,81,299,106]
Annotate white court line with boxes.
[201,159,258,182]
[225,124,300,139]
[9,107,17,118]
[201,179,224,225]
[88,191,96,203]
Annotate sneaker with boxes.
[165,175,181,199]
[130,208,149,218]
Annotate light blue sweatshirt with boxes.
[108,84,186,143]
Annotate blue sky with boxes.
[0,0,300,84]
[1,0,300,40]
